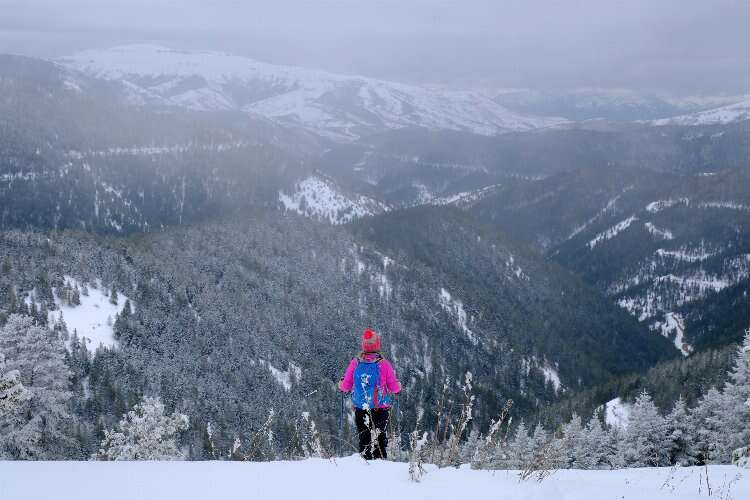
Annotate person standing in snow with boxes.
[339,329,401,460]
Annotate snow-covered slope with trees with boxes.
[279,175,388,224]
[0,459,747,500]
[47,276,130,350]
[475,168,750,354]
[61,45,567,141]
[651,97,750,126]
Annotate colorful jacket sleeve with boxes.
[380,359,401,394]
[338,358,358,392]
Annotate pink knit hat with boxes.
[361,329,381,352]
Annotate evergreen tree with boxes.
[720,330,750,455]
[665,396,693,465]
[507,421,531,469]
[96,396,189,460]
[580,413,607,469]
[0,351,30,414]
[690,387,726,464]
[529,423,548,455]
[458,428,481,465]
[623,390,668,467]
[604,425,626,469]
[0,314,78,459]
[561,413,586,468]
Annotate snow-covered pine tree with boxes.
[690,387,728,464]
[527,422,563,470]
[665,396,693,465]
[623,390,668,467]
[458,428,480,465]
[561,413,586,468]
[0,351,30,414]
[727,329,750,468]
[529,423,548,457]
[580,413,608,469]
[506,420,531,469]
[0,314,77,459]
[721,329,750,456]
[96,396,189,460]
[604,425,626,469]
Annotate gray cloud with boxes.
[1,0,749,94]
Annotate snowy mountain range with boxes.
[61,45,567,141]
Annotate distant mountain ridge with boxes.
[650,97,750,127]
[494,88,746,122]
[60,45,568,141]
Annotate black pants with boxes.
[355,408,390,460]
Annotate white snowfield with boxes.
[48,277,130,351]
[279,176,388,224]
[61,45,567,141]
[0,458,746,500]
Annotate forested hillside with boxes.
[0,201,677,458]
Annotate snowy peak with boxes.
[279,175,388,224]
[61,45,567,141]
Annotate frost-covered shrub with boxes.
[732,447,749,468]
[96,396,189,460]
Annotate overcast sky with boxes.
[1,0,748,94]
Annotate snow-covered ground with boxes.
[645,222,674,241]
[415,184,503,208]
[61,45,567,141]
[568,191,627,240]
[541,363,562,393]
[652,312,693,357]
[0,457,746,500]
[279,176,388,224]
[588,216,638,249]
[48,277,130,350]
[439,288,479,345]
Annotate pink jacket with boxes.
[339,353,401,407]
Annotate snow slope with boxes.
[651,97,750,126]
[61,45,567,141]
[652,312,693,357]
[48,277,130,350]
[588,216,638,249]
[279,175,388,224]
[439,288,478,345]
[0,458,746,500]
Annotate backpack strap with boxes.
[358,352,384,363]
